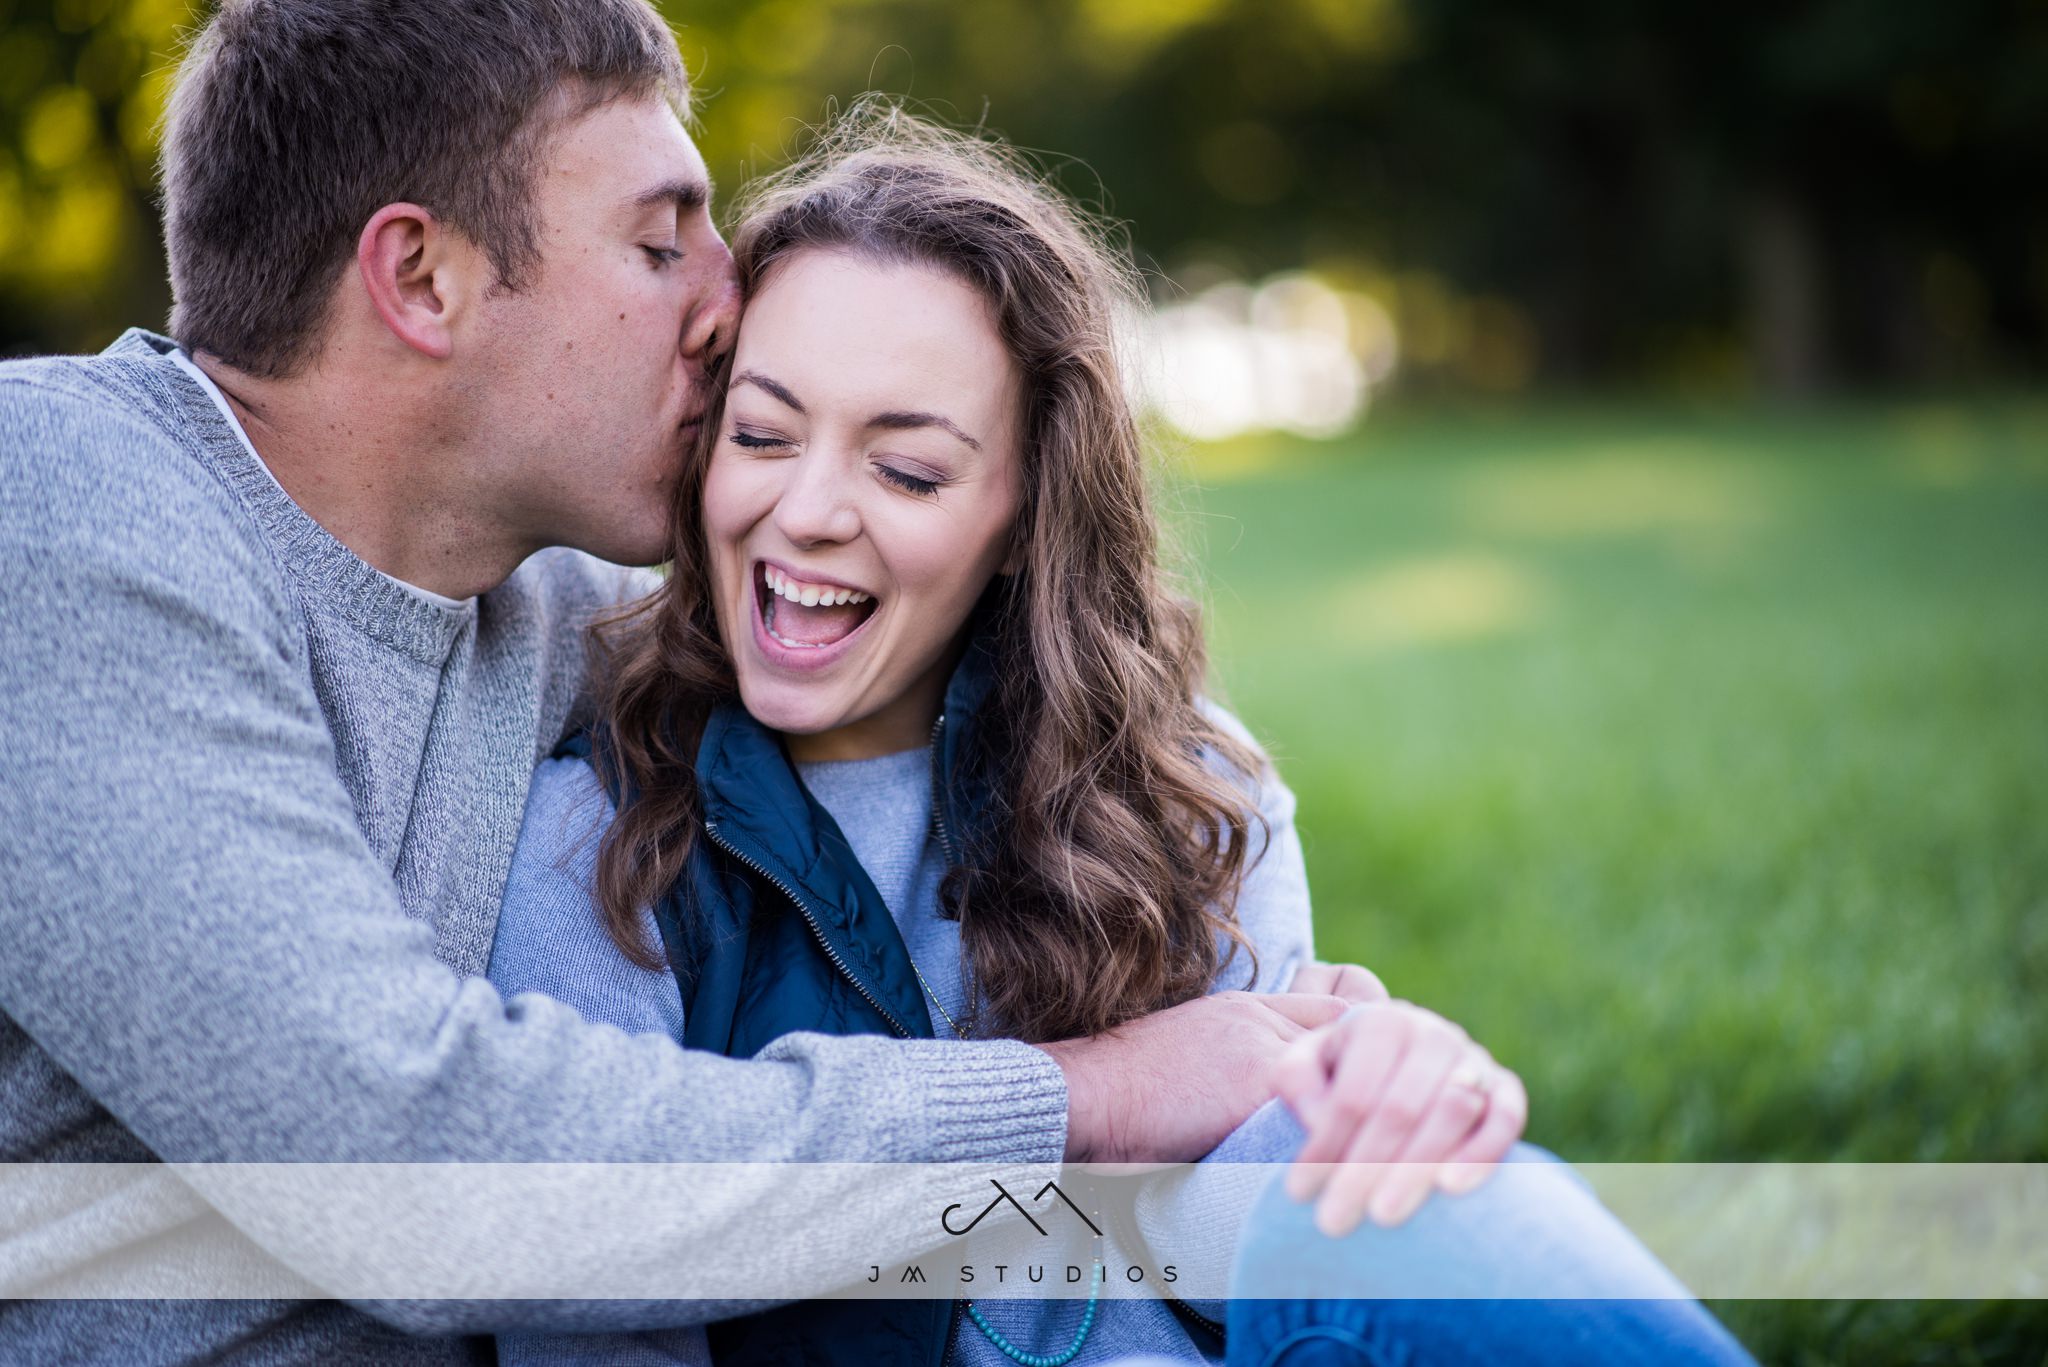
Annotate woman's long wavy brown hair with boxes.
[587,99,1268,1044]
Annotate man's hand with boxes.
[1272,1000,1528,1237]
[1038,991,1351,1163]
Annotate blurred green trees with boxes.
[2,0,2044,392]
[0,0,185,352]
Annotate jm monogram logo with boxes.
[941,1179,1104,1238]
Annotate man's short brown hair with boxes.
[163,0,688,377]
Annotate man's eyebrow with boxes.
[631,177,712,214]
[869,410,982,451]
[731,370,805,413]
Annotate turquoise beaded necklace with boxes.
[910,957,1104,1366]
[963,1260,1104,1367]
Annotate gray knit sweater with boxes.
[0,332,1070,1364]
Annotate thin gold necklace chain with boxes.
[908,954,969,1038]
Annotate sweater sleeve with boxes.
[1114,702,1320,1316]
[0,377,1068,1333]
[1201,700,1317,996]
[487,758,686,1042]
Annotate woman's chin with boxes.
[736,683,846,740]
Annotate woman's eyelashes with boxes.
[874,463,945,497]
[727,428,949,497]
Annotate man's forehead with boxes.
[543,95,709,207]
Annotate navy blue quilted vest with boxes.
[575,611,1220,1365]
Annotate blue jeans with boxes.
[1107,1099,1755,1366]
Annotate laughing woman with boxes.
[486,105,1754,1367]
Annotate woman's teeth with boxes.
[765,566,871,607]
[760,564,877,651]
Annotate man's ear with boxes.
[356,203,476,360]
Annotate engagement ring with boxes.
[1445,1062,1495,1097]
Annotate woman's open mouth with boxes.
[753,560,880,667]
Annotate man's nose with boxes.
[681,238,741,362]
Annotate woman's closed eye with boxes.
[874,462,946,497]
[729,428,793,451]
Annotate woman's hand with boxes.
[1288,959,1390,1004]
[1270,1000,1527,1237]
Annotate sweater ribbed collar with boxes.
[109,329,477,665]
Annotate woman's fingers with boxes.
[1275,1005,1409,1203]
[1285,962,1340,997]
[1289,960,1389,1004]
[1259,991,1356,1033]
[1437,1064,1529,1194]
[1271,1015,1354,1198]
[1271,1001,1522,1234]
[1311,1015,1466,1235]
[1367,1044,1497,1226]
[1270,1015,1343,1120]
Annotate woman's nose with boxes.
[772,451,861,547]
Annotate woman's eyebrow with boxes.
[729,373,981,451]
[868,410,982,451]
[731,370,806,413]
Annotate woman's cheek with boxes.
[703,458,767,544]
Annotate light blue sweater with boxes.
[489,717,1315,1366]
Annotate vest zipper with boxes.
[943,1294,964,1367]
[701,819,913,1040]
[928,713,959,867]
[1100,1184,1227,1342]
[714,783,978,1363]
[927,713,1221,1350]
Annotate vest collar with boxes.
[689,581,1015,1035]
[693,704,935,1038]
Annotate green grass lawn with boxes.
[1181,400,2048,1364]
